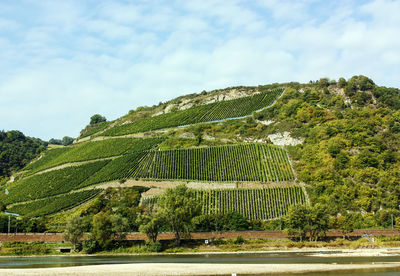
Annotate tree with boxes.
[284,204,309,241]
[338,77,347,88]
[137,209,165,242]
[156,185,201,246]
[63,215,85,251]
[91,211,129,250]
[335,212,357,239]
[90,114,106,125]
[49,138,62,145]
[62,136,74,146]
[91,211,113,249]
[308,204,329,241]
[284,204,329,241]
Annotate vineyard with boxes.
[0,160,109,205]
[132,144,294,182]
[142,186,307,220]
[102,88,283,136]
[80,121,112,138]
[82,151,147,186]
[7,189,101,217]
[24,138,164,174]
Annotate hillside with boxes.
[1,75,400,231]
[0,130,47,181]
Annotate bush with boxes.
[234,236,245,244]
[145,241,162,252]
[82,239,99,254]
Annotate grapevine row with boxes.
[0,160,109,205]
[102,88,283,136]
[7,189,102,217]
[25,138,164,174]
[132,144,294,182]
[142,187,306,220]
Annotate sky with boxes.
[1,0,400,140]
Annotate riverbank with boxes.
[1,262,400,276]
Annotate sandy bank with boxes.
[1,262,400,276]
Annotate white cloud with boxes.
[1,0,400,139]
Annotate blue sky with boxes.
[1,0,400,140]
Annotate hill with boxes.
[0,130,47,182]
[1,75,400,232]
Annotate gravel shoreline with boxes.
[1,248,400,275]
[1,262,400,276]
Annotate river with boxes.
[0,252,400,275]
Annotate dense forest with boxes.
[0,130,47,180]
[255,76,400,227]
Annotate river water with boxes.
[0,252,399,275]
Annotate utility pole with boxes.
[392,214,394,230]
[5,212,20,235]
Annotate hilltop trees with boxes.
[0,130,47,178]
[90,114,107,125]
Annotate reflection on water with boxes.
[0,252,399,275]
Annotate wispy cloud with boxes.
[0,0,399,140]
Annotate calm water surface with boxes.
[0,252,399,275]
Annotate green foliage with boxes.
[234,235,245,244]
[1,161,107,204]
[2,242,52,255]
[91,211,129,250]
[284,204,329,241]
[63,215,85,251]
[137,210,165,242]
[0,130,47,177]
[62,136,74,146]
[102,88,283,136]
[7,189,101,216]
[80,121,112,138]
[156,185,201,245]
[80,187,147,233]
[133,144,294,182]
[24,138,162,174]
[90,114,107,125]
[82,152,146,186]
[143,187,307,220]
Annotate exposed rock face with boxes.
[268,132,303,146]
[153,87,259,117]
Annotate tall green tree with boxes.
[63,215,85,251]
[284,204,329,241]
[90,114,107,125]
[137,209,165,242]
[156,185,201,246]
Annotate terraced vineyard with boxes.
[24,137,163,174]
[82,151,147,186]
[80,121,113,138]
[0,160,109,205]
[7,189,101,217]
[133,144,294,182]
[142,187,307,220]
[102,88,283,136]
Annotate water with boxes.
[0,252,399,275]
